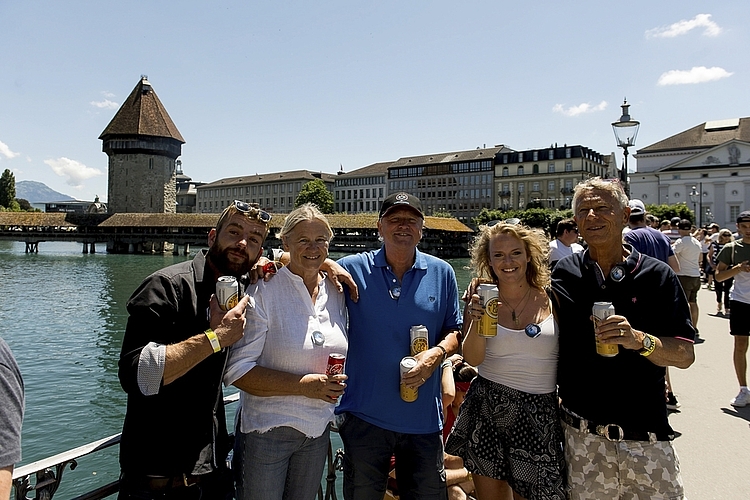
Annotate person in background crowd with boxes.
[672,219,702,334]
[447,221,566,500]
[695,228,710,282]
[442,359,477,500]
[225,204,348,500]
[624,199,680,273]
[0,337,24,500]
[647,214,661,229]
[334,192,462,500]
[548,218,584,268]
[715,211,750,407]
[117,201,269,499]
[710,229,734,316]
[664,216,681,242]
[660,220,672,232]
[552,178,694,499]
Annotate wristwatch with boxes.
[637,333,656,357]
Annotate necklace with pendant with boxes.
[497,287,532,327]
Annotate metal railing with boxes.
[12,393,344,500]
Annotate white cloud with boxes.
[552,101,608,117]
[0,140,20,159]
[44,157,103,188]
[646,14,722,38]
[657,66,733,86]
[102,91,116,99]
[90,99,119,109]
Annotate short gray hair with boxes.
[572,177,628,213]
[278,203,333,241]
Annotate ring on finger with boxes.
[619,329,626,336]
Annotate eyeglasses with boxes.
[232,200,271,223]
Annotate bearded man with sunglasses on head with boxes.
[117,201,271,500]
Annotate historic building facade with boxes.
[100,76,184,214]
[333,162,391,213]
[631,118,750,229]
[196,170,336,214]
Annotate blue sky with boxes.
[1,1,748,201]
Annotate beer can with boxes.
[592,302,619,357]
[400,356,418,402]
[477,284,499,337]
[216,276,239,311]
[410,325,429,356]
[326,353,346,376]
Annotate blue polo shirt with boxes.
[335,247,462,434]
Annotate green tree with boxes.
[431,209,454,218]
[645,202,694,224]
[295,179,334,213]
[16,198,33,211]
[0,169,15,208]
[473,207,573,235]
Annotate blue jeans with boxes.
[339,413,447,500]
[233,425,330,500]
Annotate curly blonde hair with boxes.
[469,222,551,290]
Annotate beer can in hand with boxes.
[477,284,499,337]
[410,325,429,356]
[216,276,239,311]
[592,302,619,357]
[400,356,418,402]
[326,353,346,376]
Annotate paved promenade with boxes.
[668,285,750,499]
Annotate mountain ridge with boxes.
[16,181,77,203]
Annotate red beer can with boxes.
[326,353,346,376]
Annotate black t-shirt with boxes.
[551,247,695,435]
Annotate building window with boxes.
[548,163,555,173]
[518,153,524,162]
[532,182,540,191]
[533,151,538,161]
[565,148,571,158]
[502,167,509,177]
[730,206,741,221]
[517,166,524,175]
[548,150,554,160]
[565,162,572,172]
[518,184,525,193]
[533,164,539,174]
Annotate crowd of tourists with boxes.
[4,180,750,500]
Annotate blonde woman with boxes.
[445,222,565,500]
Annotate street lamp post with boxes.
[689,185,699,226]
[611,99,640,197]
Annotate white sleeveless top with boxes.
[477,313,558,394]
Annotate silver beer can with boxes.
[592,302,618,357]
[216,276,239,311]
[410,325,429,356]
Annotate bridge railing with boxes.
[12,393,344,500]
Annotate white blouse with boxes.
[224,267,348,437]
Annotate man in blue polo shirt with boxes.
[335,192,462,500]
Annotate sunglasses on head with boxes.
[232,200,271,223]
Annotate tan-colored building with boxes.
[631,118,750,229]
[100,76,184,214]
[496,145,612,211]
[196,170,337,214]
[333,162,392,213]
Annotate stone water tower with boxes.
[100,76,185,214]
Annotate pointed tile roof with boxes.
[99,76,185,143]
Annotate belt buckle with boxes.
[596,423,624,442]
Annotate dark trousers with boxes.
[117,470,233,500]
[339,413,447,500]
[715,277,733,309]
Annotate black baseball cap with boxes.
[677,219,692,230]
[737,211,750,223]
[379,192,424,219]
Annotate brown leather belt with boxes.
[561,407,673,442]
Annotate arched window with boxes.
[502,167,509,177]
[517,166,524,176]
[533,164,539,174]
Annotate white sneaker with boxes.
[730,389,750,407]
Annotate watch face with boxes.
[643,334,653,349]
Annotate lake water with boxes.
[0,241,471,498]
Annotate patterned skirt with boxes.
[444,376,567,500]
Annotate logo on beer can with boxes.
[477,284,499,338]
[216,276,239,311]
[592,302,619,357]
[410,325,429,356]
[326,353,346,376]
[400,356,418,402]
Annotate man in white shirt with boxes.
[673,219,703,332]
[549,218,583,267]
